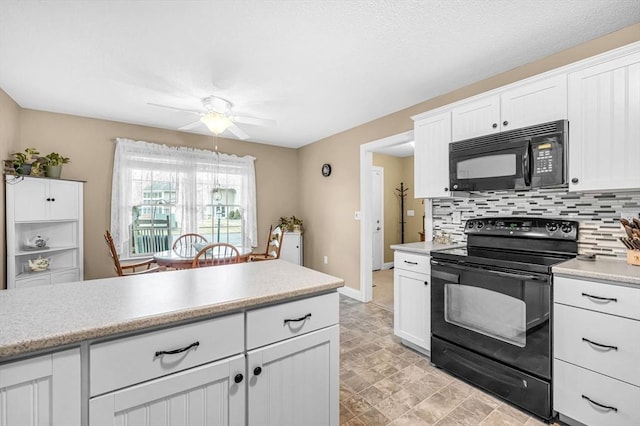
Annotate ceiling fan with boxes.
[148,95,275,140]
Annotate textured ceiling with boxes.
[0,1,638,148]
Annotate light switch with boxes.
[354,211,361,220]
[452,211,461,224]
[407,210,415,217]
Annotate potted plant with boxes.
[41,152,70,179]
[11,148,40,175]
[278,216,303,232]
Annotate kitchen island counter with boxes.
[0,260,344,359]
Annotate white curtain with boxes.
[111,138,257,256]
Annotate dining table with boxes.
[153,245,253,269]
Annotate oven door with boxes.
[431,259,551,379]
[449,137,531,191]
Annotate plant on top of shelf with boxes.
[11,147,40,175]
[40,152,71,179]
[278,215,303,232]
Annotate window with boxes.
[111,138,257,258]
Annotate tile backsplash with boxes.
[432,189,640,259]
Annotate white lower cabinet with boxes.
[280,232,303,265]
[0,348,81,426]
[247,326,339,426]
[393,251,431,353]
[90,354,245,426]
[553,275,640,425]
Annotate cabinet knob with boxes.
[492,123,498,129]
[234,373,244,384]
[46,198,51,201]
[444,187,448,192]
[424,281,429,286]
[254,366,262,376]
[571,178,579,184]
[51,198,55,202]
[503,120,509,126]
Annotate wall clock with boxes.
[321,163,332,177]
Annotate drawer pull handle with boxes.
[582,338,618,351]
[404,260,418,265]
[154,341,200,357]
[581,292,617,303]
[582,395,618,412]
[284,313,311,325]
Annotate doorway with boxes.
[358,130,415,303]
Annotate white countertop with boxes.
[553,257,640,286]
[0,260,343,359]
[390,241,462,255]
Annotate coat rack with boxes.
[395,182,408,243]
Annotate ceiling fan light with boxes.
[201,113,233,135]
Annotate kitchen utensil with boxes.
[620,237,634,249]
[624,225,635,238]
[633,217,640,229]
[620,218,631,227]
[633,228,640,239]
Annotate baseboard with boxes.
[381,262,393,270]
[338,286,364,302]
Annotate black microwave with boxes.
[449,120,568,191]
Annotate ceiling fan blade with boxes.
[147,102,201,115]
[233,115,276,127]
[227,123,249,140]
[178,120,203,130]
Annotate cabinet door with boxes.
[500,74,567,130]
[394,267,430,351]
[48,180,80,220]
[90,354,245,426]
[0,348,81,426]
[11,177,49,222]
[280,233,302,265]
[51,268,81,284]
[15,273,51,289]
[451,94,500,141]
[247,325,339,426]
[414,112,452,198]
[568,52,640,192]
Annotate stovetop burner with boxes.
[431,217,579,274]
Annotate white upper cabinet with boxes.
[11,177,80,222]
[568,51,640,192]
[452,74,567,142]
[414,111,452,198]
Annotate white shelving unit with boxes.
[5,175,84,289]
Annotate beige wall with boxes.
[299,24,640,292]
[0,89,21,289]
[372,154,424,264]
[1,24,638,291]
[14,110,299,280]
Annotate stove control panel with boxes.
[465,217,578,240]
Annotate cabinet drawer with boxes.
[246,292,338,350]
[554,359,640,426]
[554,303,640,386]
[394,251,430,275]
[554,276,640,320]
[90,313,243,396]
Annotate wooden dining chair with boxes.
[192,243,241,268]
[172,233,207,255]
[249,225,285,262]
[104,230,159,276]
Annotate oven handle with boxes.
[431,260,547,282]
[523,140,532,187]
[444,347,530,390]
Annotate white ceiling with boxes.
[0,1,638,149]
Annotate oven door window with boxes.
[444,284,526,347]
[456,154,516,179]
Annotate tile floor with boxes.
[339,295,547,426]
[372,269,394,312]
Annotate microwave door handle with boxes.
[522,140,532,186]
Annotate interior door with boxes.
[371,167,383,271]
